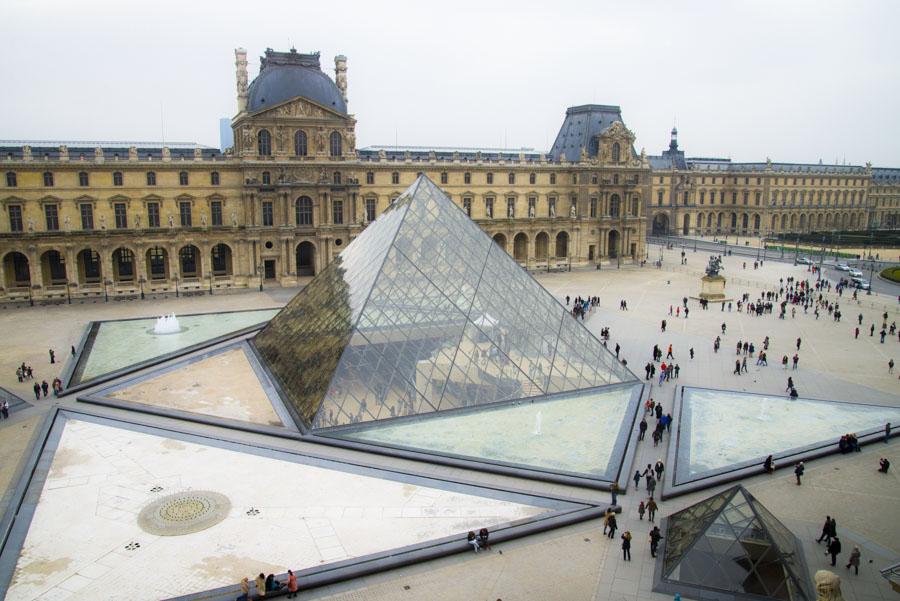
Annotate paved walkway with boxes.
[0,245,897,601]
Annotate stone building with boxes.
[0,46,896,303]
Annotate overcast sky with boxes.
[1,0,897,165]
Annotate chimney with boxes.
[235,48,249,113]
[335,55,348,105]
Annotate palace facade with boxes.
[1,47,898,303]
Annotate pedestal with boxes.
[699,275,726,301]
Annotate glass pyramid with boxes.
[254,175,634,432]
[659,486,813,601]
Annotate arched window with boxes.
[294,130,307,156]
[329,131,342,157]
[113,171,123,186]
[612,142,621,163]
[296,196,313,225]
[257,129,272,156]
[610,194,621,217]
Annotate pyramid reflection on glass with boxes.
[254,176,636,446]
[657,486,812,601]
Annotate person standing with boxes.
[794,461,805,485]
[1,400,9,420]
[890,360,895,374]
[796,337,802,350]
[48,349,55,364]
[792,354,799,370]
[885,422,892,443]
[647,475,657,498]
[734,359,742,375]
[828,537,842,567]
[41,380,49,397]
[33,382,40,401]
[647,498,658,522]
[845,546,861,575]
[649,526,663,558]
[633,470,642,488]
[621,531,632,561]
[654,460,665,480]
[284,570,299,599]
[855,327,860,339]
[689,347,694,359]
[607,513,618,539]
[610,482,620,506]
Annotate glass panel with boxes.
[334,384,640,478]
[675,388,900,484]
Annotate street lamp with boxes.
[66,282,72,305]
[868,260,875,296]
[258,263,264,292]
[28,284,34,307]
[139,275,145,300]
[103,279,110,302]
[174,274,179,298]
[207,273,213,295]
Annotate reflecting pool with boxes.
[676,387,900,483]
[75,309,279,383]
[333,384,641,479]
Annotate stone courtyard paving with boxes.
[0,242,898,600]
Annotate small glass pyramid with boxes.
[658,486,813,601]
[254,176,635,432]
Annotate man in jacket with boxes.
[827,537,842,567]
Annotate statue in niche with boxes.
[135,214,141,228]
[346,130,356,151]
[549,201,556,218]
[231,210,237,227]
[315,127,326,153]
[276,127,286,152]
[201,213,207,227]
[570,203,577,218]
[64,215,71,232]
[27,218,34,232]
[528,204,535,218]
[168,214,174,228]
[241,126,253,151]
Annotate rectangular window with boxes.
[332,199,343,224]
[391,172,399,185]
[262,201,274,226]
[550,173,556,185]
[463,197,472,216]
[8,205,23,232]
[487,173,494,185]
[113,172,123,186]
[211,201,223,226]
[179,201,192,226]
[149,247,166,279]
[464,172,471,184]
[529,173,536,185]
[591,174,598,185]
[440,172,448,184]
[700,191,705,204]
[366,172,374,185]
[179,171,189,186]
[590,197,597,218]
[657,190,663,206]
[44,204,59,231]
[365,197,376,222]
[79,172,89,186]
[743,191,749,205]
[146,171,156,186]
[147,202,160,228]
[5,172,16,187]
[43,172,54,187]
[508,173,515,185]
[114,203,127,229]
[485,197,494,218]
[80,204,94,230]
[296,199,312,225]
[210,171,220,186]
[755,192,761,205]
[732,192,737,203]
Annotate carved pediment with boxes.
[255,97,346,122]
[600,120,636,142]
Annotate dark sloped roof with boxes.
[247,48,346,114]
[548,105,627,163]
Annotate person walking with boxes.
[633,470,642,488]
[621,531,632,561]
[638,500,646,521]
[792,354,799,370]
[741,356,748,373]
[734,359,741,375]
[884,422,892,443]
[48,349,55,364]
[855,327,860,339]
[845,546,861,575]
[689,347,694,360]
[647,475,657,498]
[816,516,832,545]
[654,460,665,481]
[647,498,658,522]
[666,344,674,359]
[794,461,805,485]
[890,359,895,374]
[32,382,40,401]
[782,355,789,369]
[639,418,648,441]
[607,513,618,539]
[828,537,842,567]
[796,337,802,350]
[610,482,620,506]
[786,376,794,392]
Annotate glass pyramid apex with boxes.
[254,175,635,431]
[659,485,813,601]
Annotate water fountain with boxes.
[533,410,542,435]
[153,313,182,335]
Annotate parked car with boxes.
[848,269,864,278]
[835,263,850,271]
[797,257,812,265]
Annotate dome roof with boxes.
[247,49,346,114]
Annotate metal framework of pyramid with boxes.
[655,486,813,601]
[254,175,635,432]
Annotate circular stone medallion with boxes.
[138,490,231,536]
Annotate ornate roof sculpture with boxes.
[655,485,813,601]
[253,175,635,433]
